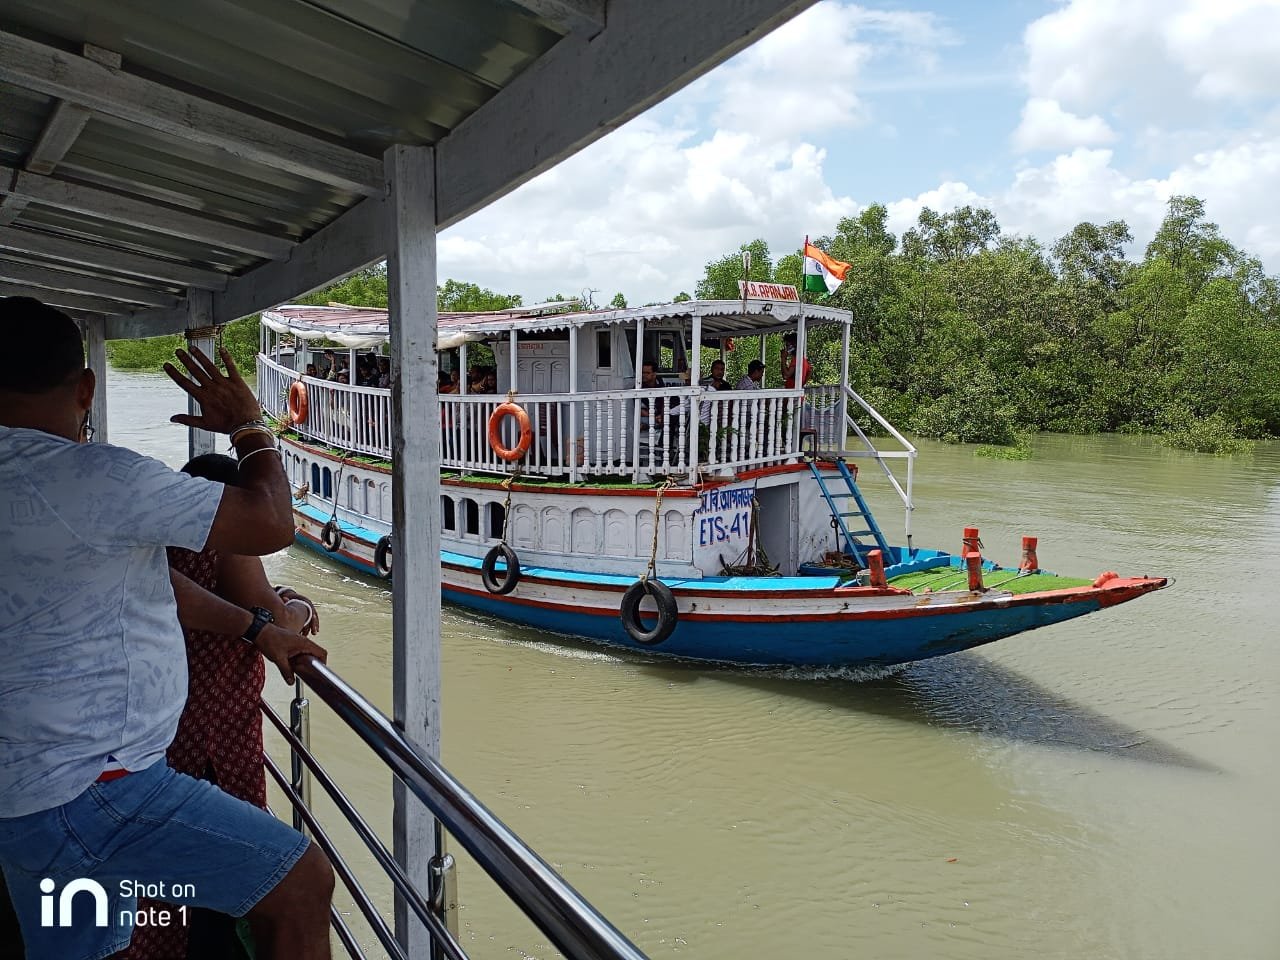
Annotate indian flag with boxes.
[803,242,851,294]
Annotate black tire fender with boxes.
[321,519,343,553]
[374,535,393,579]
[481,543,521,595]
[619,578,679,646]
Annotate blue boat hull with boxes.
[290,510,1161,669]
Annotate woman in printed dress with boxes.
[116,454,320,960]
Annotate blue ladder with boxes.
[808,458,892,566]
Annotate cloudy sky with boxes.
[438,0,1280,305]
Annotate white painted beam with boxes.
[84,314,109,444]
[186,290,219,459]
[0,259,179,308]
[2,165,296,260]
[0,227,228,290]
[0,282,128,315]
[105,304,190,341]
[212,195,387,326]
[26,101,92,176]
[435,0,817,228]
[112,188,387,338]
[384,143,442,959]
[0,195,30,227]
[506,0,606,35]
[0,31,382,196]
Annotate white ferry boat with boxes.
[256,297,1166,668]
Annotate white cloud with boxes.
[1021,0,1280,122]
[691,3,956,139]
[967,136,1280,263]
[884,182,992,239]
[438,2,956,303]
[439,118,859,303]
[1013,97,1118,151]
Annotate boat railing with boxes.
[258,356,392,459]
[804,383,917,546]
[259,355,806,482]
[259,655,649,960]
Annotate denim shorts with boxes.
[0,760,310,960]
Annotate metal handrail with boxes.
[277,655,649,960]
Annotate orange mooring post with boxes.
[962,526,984,592]
[867,549,887,588]
[1019,536,1039,572]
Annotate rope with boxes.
[329,449,354,524]
[499,470,519,543]
[641,479,675,583]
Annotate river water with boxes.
[108,370,1279,960]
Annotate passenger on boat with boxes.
[378,357,392,388]
[701,359,729,390]
[781,332,812,388]
[320,348,337,378]
[305,363,318,379]
[119,454,321,960]
[0,297,335,960]
[737,359,765,390]
[439,371,457,394]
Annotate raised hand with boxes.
[163,345,262,434]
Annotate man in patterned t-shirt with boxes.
[0,297,334,960]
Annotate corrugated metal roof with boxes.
[0,0,569,324]
[0,0,819,336]
[264,299,853,343]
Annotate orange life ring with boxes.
[288,380,309,425]
[488,402,532,462]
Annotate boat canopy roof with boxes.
[261,299,853,349]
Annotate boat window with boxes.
[463,498,479,535]
[596,330,611,368]
[366,480,377,519]
[322,467,332,500]
[487,502,505,539]
[625,328,688,379]
[441,496,455,532]
[348,475,361,512]
[311,463,320,493]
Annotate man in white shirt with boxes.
[0,297,333,960]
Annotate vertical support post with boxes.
[793,314,806,458]
[839,319,851,454]
[384,143,446,957]
[289,679,311,836]
[458,342,468,394]
[186,290,218,460]
[687,314,701,478]
[84,315,109,444]
[631,317,645,482]
[508,328,518,393]
[568,325,579,483]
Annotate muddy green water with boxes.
[109,371,1279,960]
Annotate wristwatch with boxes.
[240,606,275,646]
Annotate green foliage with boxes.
[609,292,628,309]
[1159,408,1255,455]
[976,432,1033,460]
[693,194,1280,453]
[106,334,184,370]
[696,238,773,299]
